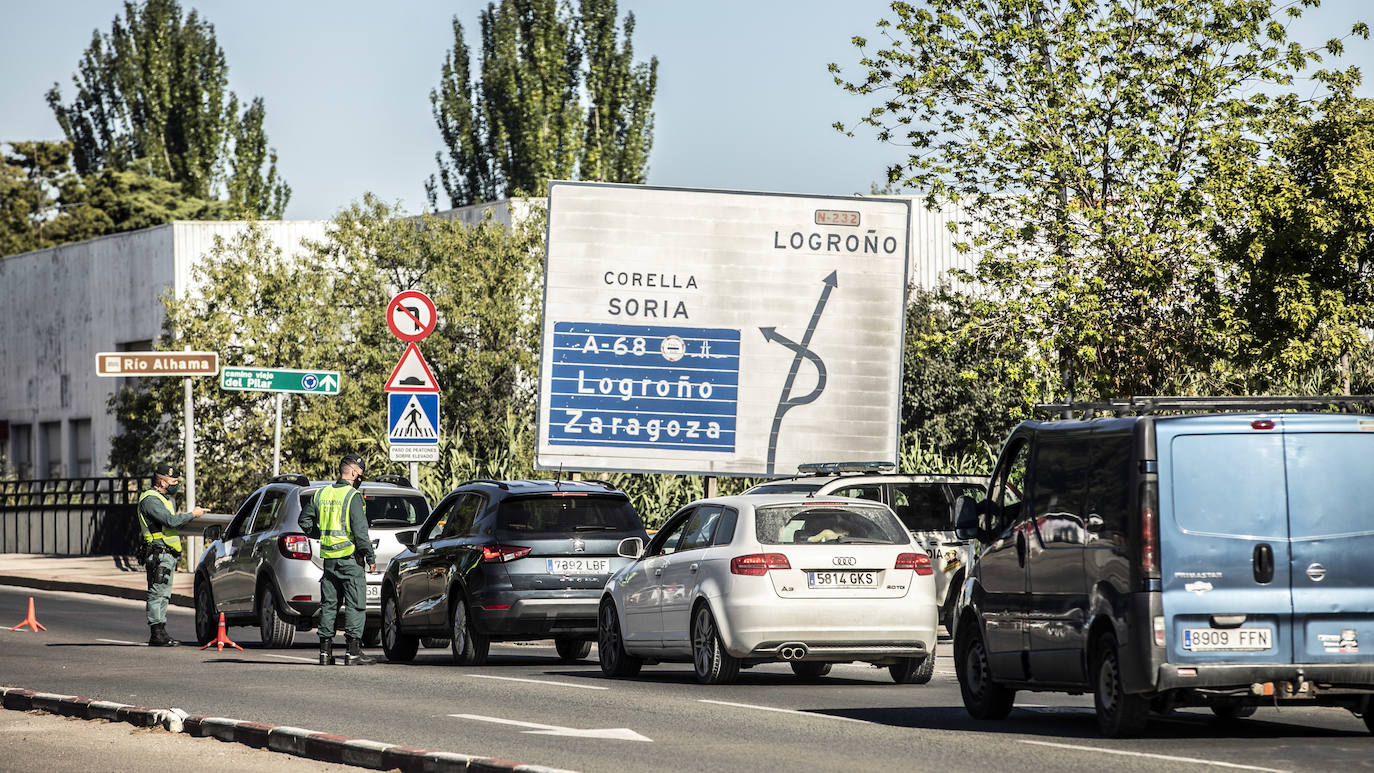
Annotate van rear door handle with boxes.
[1253,543,1274,584]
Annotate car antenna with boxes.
[555,463,563,490]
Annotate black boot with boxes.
[148,623,180,647]
[318,638,335,666]
[344,637,376,666]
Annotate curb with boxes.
[0,575,193,608]
[1,686,575,772]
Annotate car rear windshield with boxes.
[745,482,823,495]
[495,494,643,537]
[364,494,430,526]
[755,503,909,545]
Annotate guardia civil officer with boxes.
[298,453,377,665]
[137,463,204,646]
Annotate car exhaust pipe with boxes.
[777,643,808,660]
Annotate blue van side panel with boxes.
[1282,419,1374,665]
[1157,418,1294,666]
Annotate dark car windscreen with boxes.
[756,503,909,545]
[890,483,956,532]
[496,495,643,537]
[364,494,430,526]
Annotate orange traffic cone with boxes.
[200,612,243,651]
[9,597,46,632]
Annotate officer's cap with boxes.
[341,453,365,472]
[153,463,180,478]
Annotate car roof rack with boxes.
[269,473,310,487]
[369,474,411,487]
[796,461,897,476]
[1035,395,1374,419]
[458,478,510,491]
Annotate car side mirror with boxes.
[396,530,417,549]
[617,536,644,559]
[203,524,223,543]
[953,496,981,541]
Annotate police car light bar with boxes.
[796,461,897,476]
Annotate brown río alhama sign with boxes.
[95,351,220,377]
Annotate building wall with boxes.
[0,221,328,478]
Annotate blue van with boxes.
[952,398,1374,736]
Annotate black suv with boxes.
[380,479,648,665]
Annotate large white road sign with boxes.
[536,182,911,476]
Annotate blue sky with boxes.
[2,1,1370,220]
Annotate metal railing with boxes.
[0,477,142,555]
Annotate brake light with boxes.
[730,553,791,575]
[895,552,933,576]
[480,544,532,562]
[1139,480,1159,581]
[279,534,312,561]
[1251,420,1275,430]
[550,492,588,497]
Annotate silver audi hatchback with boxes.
[193,474,430,647]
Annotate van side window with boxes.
[1085,433,1133,541]
[1030,437,1091,545]
[990,440,1030,531]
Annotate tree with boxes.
[428,0,658,208]
[46,0,289,218]
[0,141,106,255]
[109,200,545,511]
[1212,70,1374,395]
[834,0,1366,401]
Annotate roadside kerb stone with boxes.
[0,688,35,711]
[234,720,275,748]
[340,738,392,769]
[87,700,130,721]
[265,725,314,756]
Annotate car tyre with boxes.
[1210,703,1257,721]
[555,637,593,662]
[258,583,296,648]
[193,577,216,645]
[597,600,643,678]
[692,604,739,685]
[1093,632,1149,737]
[790,662,831,680]
[956,623,1015,719]
[422,637,450,649]
[891,650,936,684]
[449,597,489,666]
[381,592,418,662]
[362,626,381,647]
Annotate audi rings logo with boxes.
[832,556,857,566]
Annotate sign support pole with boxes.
[273,392,283,477]
[409,462,418,489]
[183,346,196,517]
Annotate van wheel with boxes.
[692,605,739,685]
[555,637,592,662]
[258,584,295,648]
[956,624,1014,719]
[381,592,418,662]
[450,598,489,666]
[597,600,643,677]
[1210,704,1257,721]
[1093,633,1149,737]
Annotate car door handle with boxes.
[1253,543,1274,584]
[654,567,663,576]
[1015,533,1026,567]
[689,563,699,573]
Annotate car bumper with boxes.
[1156,662,1374,693]
[471,592,601,638]
[713,595,938,660]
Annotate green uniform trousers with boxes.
[144,551,178,626]
[319,557,366,640]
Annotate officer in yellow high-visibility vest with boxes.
[137,463,204,646]
[298,453,376,665]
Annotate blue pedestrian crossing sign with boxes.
[389,392,439,447]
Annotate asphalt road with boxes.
[2,586,1372,773]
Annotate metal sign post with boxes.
[273,393,284,476]
[184,348,195,515]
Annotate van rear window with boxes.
[1171,434,1286,538]
[496,495,643,536]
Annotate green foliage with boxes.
[835,0,1365,402]
[46,0,289,218]
[428,0,658,208]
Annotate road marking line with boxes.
[96,639,145,646]
[262,653,317,662]
[449,713,652,741]
[468,674,609,690]
[698,699,872,724]
[1017,740,1290,772]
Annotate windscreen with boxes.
[756,503,909,545]
[496,494,643,537]
[745,482,823,495]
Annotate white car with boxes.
[597,494,938,684]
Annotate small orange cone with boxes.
[200,612,243,651]
[9,597,46,632]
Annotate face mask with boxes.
[351,477,362,489]
[166,483,180,496]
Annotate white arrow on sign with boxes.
[449,713,652,742]
[320,373,338,392]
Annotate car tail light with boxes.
[480,604,511,611]
[550,492,588,497]
[1251,420,1275,430]
[730,553,790,575]
[279,534,312,561]
[480,544,533,563]
[1139,480,1159,583]
[895,552,933,576]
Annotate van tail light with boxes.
[1154,616,1166,647]
[730,553,791,575]
[895,552,933,576]
[279,534,312,561]
[481,545,533,563]
[1139,480,1160,583]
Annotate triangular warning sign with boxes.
[390,394,439,440]
[384,342,439,392]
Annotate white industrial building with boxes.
[0,193,973,480]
